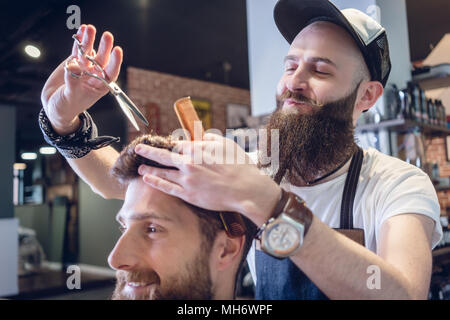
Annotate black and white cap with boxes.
[274,0,391,87]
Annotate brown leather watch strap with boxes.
[268,189,313,237]
[282,192,314,236]
[270,188,290,219]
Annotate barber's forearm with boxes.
[291,217,416,300]
[67,146,126,200]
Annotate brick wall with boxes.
[426,136,450,216]
[126,67,251,141]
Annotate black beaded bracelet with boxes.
[38,108,120,159]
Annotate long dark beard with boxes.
[111,247,213,300]
[260,85,359,185]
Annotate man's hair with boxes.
[111,134,257,294]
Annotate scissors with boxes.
[65,34,149,131]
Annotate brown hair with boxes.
[111,134,256,294]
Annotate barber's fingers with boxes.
[63,58,84,90]
[135,144,190,169]
[80,24,96,56]
[104,46,123,82]
[203,132,225,141]
[76,24,96,69]
[95,31,114,68]
[71,25,86,57]
[138,166,180,183]
[142,174,185,198]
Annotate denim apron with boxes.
[255,148,365,300]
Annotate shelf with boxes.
[412,63,450,91]
[356,118,450,135]
[435,185,450,191]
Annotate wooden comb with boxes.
[173,97,246,237]
[174,97,204,141]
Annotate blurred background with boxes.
[0,0,449,300]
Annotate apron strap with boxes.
[339,147,363,229]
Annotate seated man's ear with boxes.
[213,233,245,271]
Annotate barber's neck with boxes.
[291,153,354,187]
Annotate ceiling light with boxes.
[21,152,37,160]
[13,163,27,170]
[24,45,41,58]
[39,146,57,155]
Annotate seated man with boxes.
[108,134,256,300]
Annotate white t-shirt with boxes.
[247,147,443,285]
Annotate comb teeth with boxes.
[228,222,246,237]
[220,212,246,237]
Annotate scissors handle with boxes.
[70,34,149,130]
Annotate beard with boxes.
[111,247,213,300]
[260,84,360,185]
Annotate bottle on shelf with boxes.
[419,88,429,124]
[413,83,422,122]
[425,97,432,125]
[436,100,442,127]
[407,82,417,121]
[436,100,445,127]
[441,100,447,127]
[435,100,440,127]
[398,89,410,120]
[429,99,437,126]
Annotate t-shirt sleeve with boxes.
[376,168,443,249]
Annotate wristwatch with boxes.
[256,189,313,259]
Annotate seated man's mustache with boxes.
[278,90,323,107]
[116,269,161,285]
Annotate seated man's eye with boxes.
[147,225,162,234]
[118,226,126,234]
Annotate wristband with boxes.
[38,108,120,159]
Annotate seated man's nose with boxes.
[108,249,136,271]
[108,236,140,270]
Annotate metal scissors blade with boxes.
[107,82,149,130]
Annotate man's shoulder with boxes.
[361,147,437,203]
[363,147,428,179]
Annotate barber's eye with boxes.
[118,226,126,234]
[315,70,329,75]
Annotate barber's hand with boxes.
[135,133,281,226]
[41,24,123,136]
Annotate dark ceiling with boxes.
[406,0,450,62]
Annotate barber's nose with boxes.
[108,231,141,271]
[286,65,309,93]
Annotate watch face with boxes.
[265,221,301,256]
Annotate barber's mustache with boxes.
[116,269,161,285]
[278,90,323,108]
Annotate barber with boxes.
[40,0,442,299]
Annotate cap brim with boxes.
[274,0,369,62]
